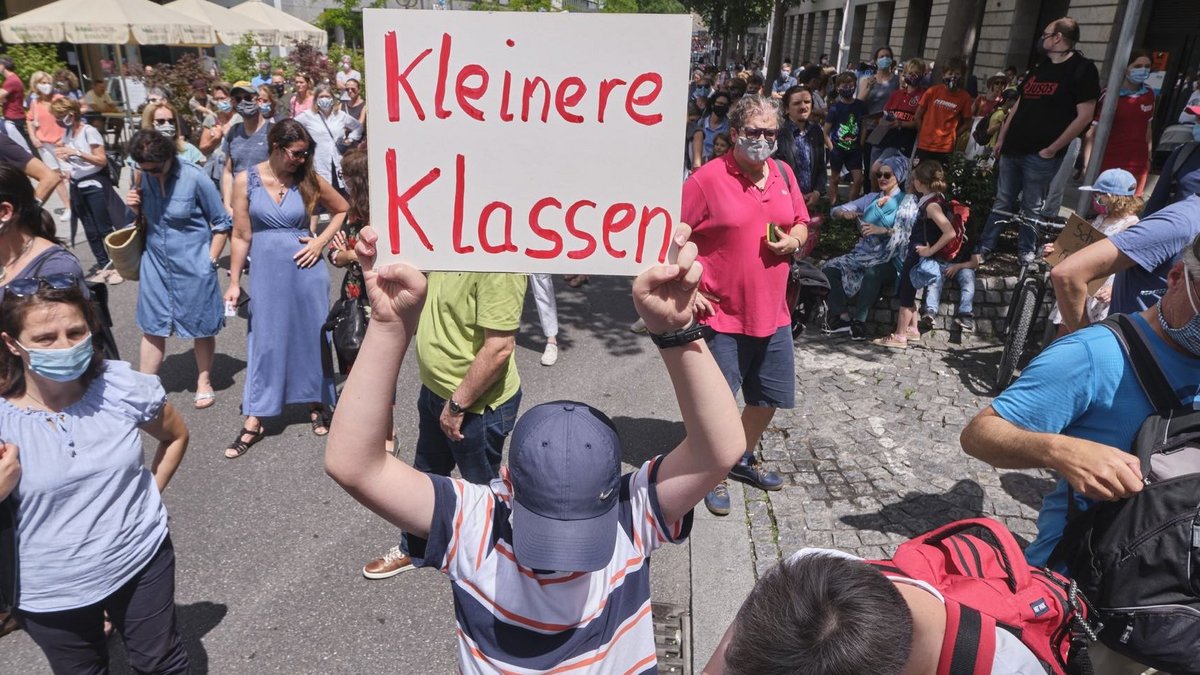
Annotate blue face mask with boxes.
[18,333,93,382]
[1159,273,1200,356]
[877,56,893,70]
[1128,67,1151,85]
[259,103,272,116]
[215,99,232,113]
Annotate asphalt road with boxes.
[3,209,694,674]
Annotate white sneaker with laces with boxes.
[630,317,647,334]
[59,209,70,222]
[540,342,558,366]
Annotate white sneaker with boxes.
[58,209,70,222]
[104,269,124,285]
[540,342,558,366]
[630,317,647,334]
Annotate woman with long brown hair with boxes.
[222,119,348,458]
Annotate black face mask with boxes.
[904,74,921,87]
[272,84,285,96]
[944,77,961,90]
[712,104,729,118]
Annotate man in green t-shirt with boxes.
[361,271,528,579]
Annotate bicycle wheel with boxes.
[995,277,1040,394]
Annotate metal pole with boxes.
[835,0,853,72]
[114,46,133,158]
[1076,0,1145,214]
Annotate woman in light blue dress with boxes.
[126,130,231,409]
[223,119,347,458]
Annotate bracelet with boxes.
[648,322,713,349]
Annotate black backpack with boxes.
[1051,314,1200,673]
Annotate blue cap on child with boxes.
[1079,168,1137,197]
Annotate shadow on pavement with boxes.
[612,416,685,468]
[1000,472,1056,511]
[840,479,996,539]
[940,344,1002,397]
[156,352,247,395]
[109,600,228,674]
[518,276,648,358]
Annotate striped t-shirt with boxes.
[412,456,692,674]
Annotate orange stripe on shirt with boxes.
[446,481,467,571]
[475,494,495,571]
[542,603,656,673]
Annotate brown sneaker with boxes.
[0,610,18,638]
[362,545,413,580]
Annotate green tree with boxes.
[218,34,266,84]
[1,44,67,85]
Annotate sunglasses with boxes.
[281,147,310,160]
[875,171,895,180]
[232,94,255,103]
[740,127,778,140]
[346,88,359,94]
[4,274,79,300]
[152,118,175,126]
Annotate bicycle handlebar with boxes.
[991,210,1065,232]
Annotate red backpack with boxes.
[867,518,1096,675]
[936,198,970,262]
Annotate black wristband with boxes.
[649,323,712,349]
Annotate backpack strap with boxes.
[773,157,791,192]
[938,599,998,675]
[1098,314,1178,412]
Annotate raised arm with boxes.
[1049,238,1132,332]
[639,226,746,526]
[325,226,436,537]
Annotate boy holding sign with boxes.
[325,225,745,672]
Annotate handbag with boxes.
[103,172,144,281]
[322,285,368,376]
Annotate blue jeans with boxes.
[923,263,976,316]
[401,385,522,557]
[978,152,1064,258]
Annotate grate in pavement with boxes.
[652,602,691,673]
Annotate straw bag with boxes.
[104,210,145,282]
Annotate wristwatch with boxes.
[448,398,466,415]
[649,323,713,349]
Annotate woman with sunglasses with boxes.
[343,78,366,127]
[49,97,122,285]
[219,82,273,214]
[125,130,231,410]
[0,276,190,673]
[223,119,347,458]
[0,164,85,293]
[139,101,203,165]
[296,83,362,196]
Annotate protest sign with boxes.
[1044,212,1108,294]
[363,10,691,275]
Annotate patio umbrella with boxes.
[228,0,327,50]
[164,0,278,47]
[0,0,215,45]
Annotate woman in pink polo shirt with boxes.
[679,94,810,517]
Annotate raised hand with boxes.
[632,223,704,335]
[354,226,427,326]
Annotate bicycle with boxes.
[992,210,1065,394]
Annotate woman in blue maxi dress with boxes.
[222,119,347,459]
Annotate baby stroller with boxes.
[787,215,830,338]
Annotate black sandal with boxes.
[225,426,264,459]
[310,407,331,437]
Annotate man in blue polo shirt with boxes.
[962,233,1200,567]
[1051,193,1200,332]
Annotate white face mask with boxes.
[35,83,52,95]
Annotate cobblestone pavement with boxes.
[734,329,1057,580]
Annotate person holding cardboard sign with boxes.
[327,223,745,673]
[681,95,810,517]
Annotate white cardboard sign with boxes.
[363,9,691,275]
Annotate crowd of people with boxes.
[0,11,1197,675]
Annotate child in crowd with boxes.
[920,243,980,333]
[874,58,926,167]
[824,71,867,205]
[874,160,957,349]
[1047,168,1143,330]
[711,132,731,160]
[913,57,973,165]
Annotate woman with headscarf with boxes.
[821,154,915,340]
